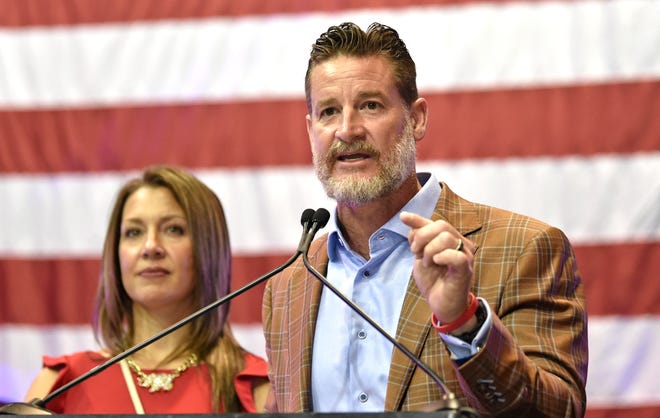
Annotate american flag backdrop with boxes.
[1,1,659,416]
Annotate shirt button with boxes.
[358,392,369,403]
[377,234,385,240]
[363,270,371,278]
[357,329,367,339]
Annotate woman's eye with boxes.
[123,228,141,238]
[166,225,186,235]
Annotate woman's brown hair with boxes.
[93,165,245,411]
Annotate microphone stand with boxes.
[300,209,480,417]
[1,209,319,416]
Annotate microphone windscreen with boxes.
[312,208,331,228]
[301,208,316,226]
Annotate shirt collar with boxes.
[327,172,441,260]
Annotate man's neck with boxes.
[337,174,420,259]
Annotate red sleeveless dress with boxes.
[38,350,268,414]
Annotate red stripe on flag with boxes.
[0,258,99,325]
[418,81,660,161]
[577,241,660,317]
[1,242,658,325]
[226,253,290,325]
[0,0,509,27]
[585,405,660,418]
[2,81,658,174]
[0,254,288,325]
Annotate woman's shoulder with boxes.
[43,350,109,372]
[25,350,109,404]
[234,352,269,413]
[240,351,268,377]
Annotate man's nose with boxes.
[335,109,365,142]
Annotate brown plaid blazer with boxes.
[262,183,588,417]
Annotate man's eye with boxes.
[364,101,381,110]
[320,108,337,118]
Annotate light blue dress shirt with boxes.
[311,173,439,411]
[310,173,492,411]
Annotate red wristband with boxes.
[431,292,479,334]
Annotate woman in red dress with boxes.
[25,165,269,414]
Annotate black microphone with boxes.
[299,207,331,253]
[0,208,319,416]
[297,208,317,252]
[300,208,480,416]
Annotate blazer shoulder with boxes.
[438,182,564,237]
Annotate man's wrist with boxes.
[431,292,479,334]
[451,300,487,342]
[439,298,492,360]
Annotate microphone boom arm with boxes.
[5,209,320,414]
[298,208,472,413]
[301,251,457,402]
[40,250,302,407]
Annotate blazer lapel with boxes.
[291,236,328,411]
[385,278,434,410]
[384,182,482,410]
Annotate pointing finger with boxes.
[400,211,432,229]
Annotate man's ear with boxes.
[306,114,314,149]
[410,98,428,142]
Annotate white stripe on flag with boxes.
[586,315,660,408]
[1,0,658,107]
[1,152,658,257]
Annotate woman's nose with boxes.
[141,233,164,258]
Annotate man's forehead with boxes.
[308,56,397,97]
[311,54,392,75]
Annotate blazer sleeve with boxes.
[456,225,588,417]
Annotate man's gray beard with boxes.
[313,121,416,207]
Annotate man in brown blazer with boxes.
[262,22,588,417]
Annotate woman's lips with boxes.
[138,267,170,277]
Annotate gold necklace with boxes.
[125,353,198,393]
